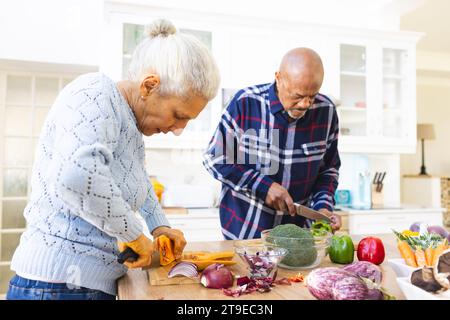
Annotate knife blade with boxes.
[294,203,331,222]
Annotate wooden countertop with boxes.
[117,234,405,300]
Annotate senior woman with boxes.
[6,19,220,300]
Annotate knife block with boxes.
[371,185,384,208]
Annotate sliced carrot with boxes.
[397,240,418,267]
[425,247,434,267]
[415,248,426,268]
[432,242,447,266]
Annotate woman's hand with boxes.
[152,226,187,259]
[117,233,155,269]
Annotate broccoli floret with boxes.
[267,224,317,267]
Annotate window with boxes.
[0,70,77,294]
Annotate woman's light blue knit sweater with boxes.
[10,72,170,295]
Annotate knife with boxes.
[294,203,331,222]
[117,247,139,264]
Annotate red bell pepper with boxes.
[357,237,385,265]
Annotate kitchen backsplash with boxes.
[145,149,402,209]
[145,148,221,207]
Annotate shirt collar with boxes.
[268,82,284,115]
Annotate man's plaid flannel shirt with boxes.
[203,82,340,240]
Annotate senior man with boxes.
[203,47,341,240]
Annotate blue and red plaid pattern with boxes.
[203,82,340,240]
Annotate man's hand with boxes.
[117,233,154,269]
[318,208,342,231]
[152,226,187,259]
[265,182,296,216]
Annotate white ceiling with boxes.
[401,0,450,53]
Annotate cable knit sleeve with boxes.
[138,178,171,234]
[51,83,143,243]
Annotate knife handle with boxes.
[117,247,139,264]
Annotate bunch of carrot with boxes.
[393,230,449,268]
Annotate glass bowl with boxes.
[260,228,331,270]
[234,245,288,279]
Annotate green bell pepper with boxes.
[328,235,355,264]
[311,220,333,237]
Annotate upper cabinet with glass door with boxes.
[338,44,368,138]
[382,48,408,139]
[121,23,219,149]
[337,39,419,153]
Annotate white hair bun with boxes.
[146,19,177,38]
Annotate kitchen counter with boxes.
[337,205,446,215]
[117,233,406,300]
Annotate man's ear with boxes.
[275,71,282,85]
[140,74,160,97]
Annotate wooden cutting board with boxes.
[148,261,201,286]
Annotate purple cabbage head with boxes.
[342,261,383,284]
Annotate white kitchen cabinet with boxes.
[101,3,421,153]
[337,40,418,153]
[342,207,445,235]
[166,209,223,242]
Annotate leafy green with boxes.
[393,229,445,250]
[267,224,317,267]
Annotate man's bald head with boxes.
[278,47,324,88]
[275,48,325,120]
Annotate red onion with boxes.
[200,263,234,289]
[168,262,198,278]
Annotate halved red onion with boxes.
[168,261,198,278]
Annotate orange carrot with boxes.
[425,247,434,267]
[432,242,447,266]
[397,240,417,267]
[415,248,426,268]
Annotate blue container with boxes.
[335,190,352,206]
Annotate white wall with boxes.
[337,153,401,207]
[0,0,102,66]
[400,77,450,176]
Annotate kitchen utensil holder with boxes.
[371,184,384,208]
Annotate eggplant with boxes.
[365,289,384,300]
[343,261,383,284]
[332,276,368,300]
[306,268,356,300]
